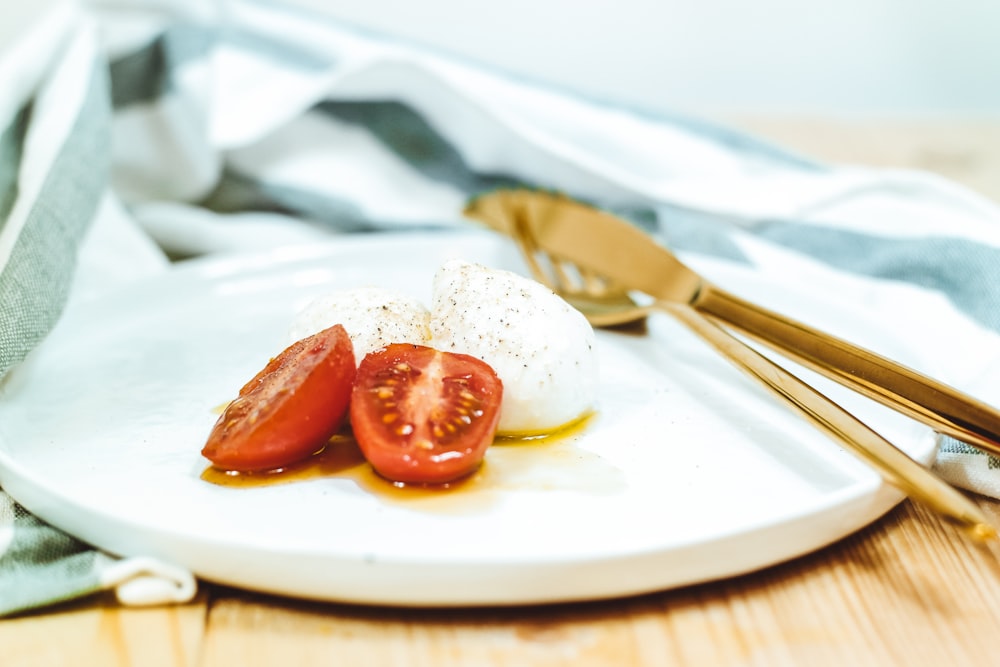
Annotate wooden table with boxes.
[5,118,1000,666]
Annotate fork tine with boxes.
[511,205,630,300]
[574,263,634,300]
[580,265,631,297]
[511,212,556,288]
[548,256,580,294]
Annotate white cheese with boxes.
[430,259,598,434]
[288,286,431,364]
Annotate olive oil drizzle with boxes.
[200,413,596,500]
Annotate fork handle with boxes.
[661,304,995,541]
[693,283,1000,457]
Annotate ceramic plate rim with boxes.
[0,230,935,605]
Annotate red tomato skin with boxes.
[202,324,356,472]
[350,344,503,485]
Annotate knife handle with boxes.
[693,283,1000,457]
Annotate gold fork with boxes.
[498,206,997,542]
[467,189,1000,458]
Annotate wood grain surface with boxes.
[5,118,1000,666]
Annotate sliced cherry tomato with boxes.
[202,324,356,472]
[350,343,503,485]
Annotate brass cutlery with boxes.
[465,189,1000,457]
[465,189,1000,541]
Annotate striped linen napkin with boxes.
[3,0,1000,615]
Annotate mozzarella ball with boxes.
[430,259,597,434]
[288,287,431,364]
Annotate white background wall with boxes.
[5,0,999,116]
[288,0,1000,117]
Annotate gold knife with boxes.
[465,189,1000,458]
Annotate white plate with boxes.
[0,231,934,606]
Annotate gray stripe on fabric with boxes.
[751,220,1000,333]
[109,22,332,109]
[0,503,100,616]
[200,167,374,231]
[203,167,466,233]
[939,437,1000,465]
[109,26,212,108]
[0,105,29,230]
[206,100,528,229]
[653,205,751,263]
[109,33,171,107]
[315,101,524,196]
[0,61,110,379]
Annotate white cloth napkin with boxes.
[3,0,1000,615]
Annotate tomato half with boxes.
[350,344,503,485]
[202,324,356,472]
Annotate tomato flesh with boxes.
[350,344,503,484]
[202,324,356,472]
